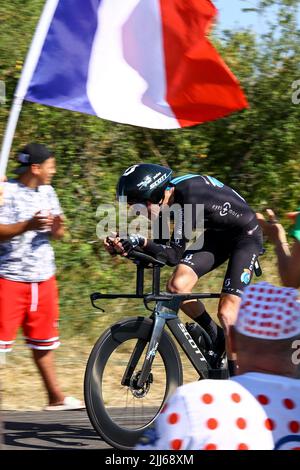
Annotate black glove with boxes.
[120,234,145,253]
[105,236,118,254]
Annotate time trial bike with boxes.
[84,249,261,449]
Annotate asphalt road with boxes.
[2,410,111,450]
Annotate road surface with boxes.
[2,410,111,450]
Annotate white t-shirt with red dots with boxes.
[135,373,300,450]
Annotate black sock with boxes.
[195,311,218,343]
[195,311,225,354]
[228,360,237,377]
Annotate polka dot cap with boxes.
[235,282,300,340]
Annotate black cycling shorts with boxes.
[179,219,263,297]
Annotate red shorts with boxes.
[0,276,60,352]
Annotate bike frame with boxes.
[91,251,226,383]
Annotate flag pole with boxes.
[0,0,59,177]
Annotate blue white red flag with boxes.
[23,0,249,129]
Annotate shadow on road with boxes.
[2,410,110,450]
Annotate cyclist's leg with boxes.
[217,293,241,374]
[173,230,230,309]
[167,264,220,355]
[217,294,241,334]
[167,252,224,320]
[168,232,230,350]
[218,225,263,373]
[218,227,263,327]
[167,263,202,314]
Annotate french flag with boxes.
[23,0,249,129]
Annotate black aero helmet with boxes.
[116,163,173,204]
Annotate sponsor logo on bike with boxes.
[178,323,205,359]
[146,342,159,360]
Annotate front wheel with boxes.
[84,316,183,449]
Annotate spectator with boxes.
[0,176,6,205]
[135,282,300,450]
[257,209,300,288]
[0,143,84,410]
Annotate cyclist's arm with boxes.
[144,237,186,266]
[143,208,186,265]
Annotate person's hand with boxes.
[119,234,146,255]
[52,214,64,231]
[256,209,288,246]
[51,214,65,239]
[286,211,300,222]
[0,176,7,206]
[104,237,117,256]
[104,233,146,256]
[27,211,54,232]
[104,233,124,256]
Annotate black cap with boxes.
[16,143,53,174]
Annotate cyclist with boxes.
[105,164,263,375]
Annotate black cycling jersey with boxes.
[143,174,263,296]
[145,174,257,266]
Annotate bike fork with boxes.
[136,299,181,389]
[120,314,166,388]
